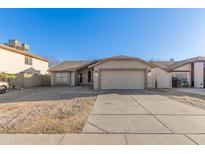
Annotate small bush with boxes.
[0,73,16,79]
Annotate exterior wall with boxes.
[93,60,151,90]
[50,72,71,86]
[71,71,76,86]
[76,68,93,85]
[0,48,48,74]
[78,69,89,85]
[51,72,56,86]
[204,62,205,88]
[173,63,191,71]
[150,68,171,88]
[169,73,173,88]
[147,71,152,88]
[51,69,92,86]
[194,62,204,88]
[172,63,191,86]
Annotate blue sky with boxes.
[0,9,205,61]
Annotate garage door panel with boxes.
[100,70,145,89]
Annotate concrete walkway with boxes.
[2,90,205,144]
[1,134,205,145]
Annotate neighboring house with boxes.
[152,56,205,88]
[49,55,205,90]
[0,40,48,75]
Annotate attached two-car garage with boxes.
[100,70,145,89]
[92,56,152,90]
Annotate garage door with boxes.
[100,70,145,89]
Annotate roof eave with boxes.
[48,68,75,72]
[88,57,154,68]
[167,59,205,71]
[0,44,48,62]
[150,63,169,71]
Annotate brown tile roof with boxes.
[49,55,154,71]
[151,61,176,69]
[0,43,48,62]
[20,67,41,75]
[48,61,93,72]
[88,55,154,68]
[166,56,205,71]
[151,56,205,71]
[49,55,205,72]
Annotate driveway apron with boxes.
[83,91,205,135]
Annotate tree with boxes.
[47,57,61,68]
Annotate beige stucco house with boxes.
[0,40,48,75]
[49,55,161,90]
[49,55,205,90]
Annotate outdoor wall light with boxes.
[78,74,81,78]
[94,71,98,76]
[148,70,151,76]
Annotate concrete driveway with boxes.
[83,90,205,144]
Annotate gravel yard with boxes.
[1,86,205,134]
[148,89,205,110]
[0,86,97,134]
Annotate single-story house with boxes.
[48,55,205,90]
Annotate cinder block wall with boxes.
[10,74,51,88]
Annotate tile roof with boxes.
[166,56,205,71]
[48,61,93,71]
[151,61,176,69]
[20,67,41,75]
[88,55,154,68]
[48,55,205,72]
[0,43,48,62]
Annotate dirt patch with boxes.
[0,96,96,134]
[148,89,205,110]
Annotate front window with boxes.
[25,56,32,65]
[56,73,67,83]
[174,72,189,87]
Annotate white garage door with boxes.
[100,70,145,89]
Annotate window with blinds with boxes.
[25,56,32,65]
